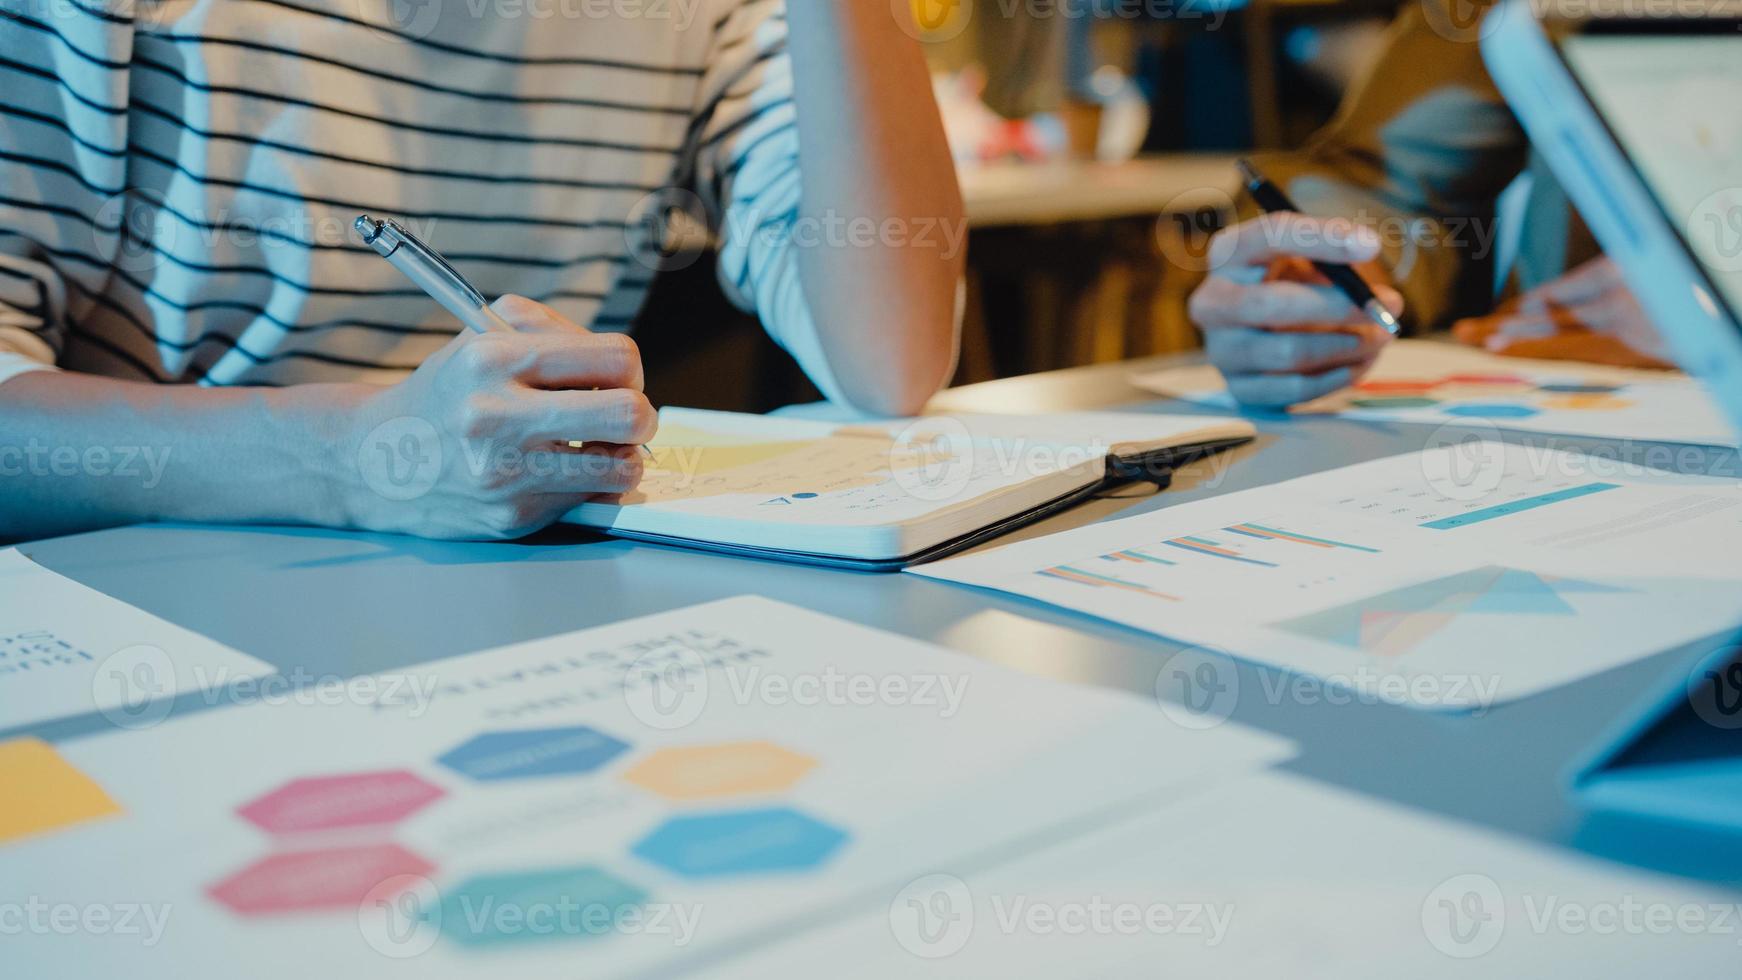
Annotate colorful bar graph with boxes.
[1420,482,1620,530]
[1224,523,1381,553]
[1161,536,1280,567]
[1044,521,1379,593]
[1098,549,1177,566]
[1039,565,1180,600]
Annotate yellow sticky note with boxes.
[0,737,121,845]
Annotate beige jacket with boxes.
[1252,0,1600,332]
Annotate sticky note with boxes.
[0,737,121,845]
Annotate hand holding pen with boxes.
[1185,162,1406,409]
[336,215,657,540]
[356,215,654,459]
[1234,160,1401,337]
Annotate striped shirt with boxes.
[0,0,843,397]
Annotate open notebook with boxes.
[565,408,1254,570]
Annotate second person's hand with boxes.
[1188,213,1403,408]
[1451,257,1675,369]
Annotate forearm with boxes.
[784,1,965,416]
[0,371,360,541]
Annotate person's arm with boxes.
[695,0,964,416]
[785,1,963,413]
[1,371,353,540]
[1,298,654,542]
[0,10,658,542]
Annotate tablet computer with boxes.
[1481,2,1742,433]
[1483,4,1742,833]
[1568,636,1742,835]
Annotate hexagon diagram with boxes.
[623,742,816,802]
[208,843,434,916]
[632,807,847,878]
[437,727,629,782]
[237,770,444,835]
[439,866,648,947]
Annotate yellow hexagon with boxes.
[622,742,816,801]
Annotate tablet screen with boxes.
[1561,33,1742,321]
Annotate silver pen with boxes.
[355,214,655,457]
[354,214,516,334]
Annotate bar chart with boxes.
[1035,521,1385,601]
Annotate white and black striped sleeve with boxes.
[691,0,847,405]
[0,0,135,384]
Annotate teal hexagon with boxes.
[439,866,647,947]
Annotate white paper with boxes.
[1130,340,1740,447]
[914,443,1742,709]
[724,770,1742,978]
[4,596,1292,978]
[0,549,273,730]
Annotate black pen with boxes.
[1234,158,1401,336]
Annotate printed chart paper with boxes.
[1130,340,1739,447]
[4,597,1291,979]
[0,549,274,730]
[727,771,1742,978]
[914,444,1742,708]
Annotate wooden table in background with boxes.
[954,155,1239,384]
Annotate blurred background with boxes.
[639,0,1405,411]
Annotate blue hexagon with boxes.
[631,807,848,878]
[437,727,629,782]
[440,866,647,947]
[1442,403,1541,419]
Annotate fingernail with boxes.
[1351,227,1381,258]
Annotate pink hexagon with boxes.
[207,843,434,916]
[237,770,444,835]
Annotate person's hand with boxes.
[336,295,656,540]
[1452,257,1675,369]
[1188,214,1402,408]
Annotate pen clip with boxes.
[355,215,490,309]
